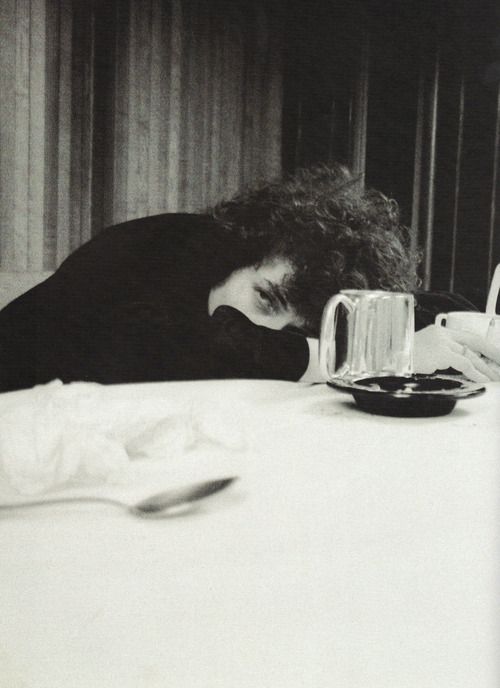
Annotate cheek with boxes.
[226,286,255,314]
[209,278,257,316]
[222,285,264,323]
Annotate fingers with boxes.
[409,324,499,381]
[462,347,500,381]
[474,355,500,381]
[432,326,500,379]
[444,349,490,383]
[444,328,500,365]
[446,338,466,355]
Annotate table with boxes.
[1,379,498,688]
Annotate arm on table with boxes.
[209,291,500,384]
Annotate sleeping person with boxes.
[0,163,498,392]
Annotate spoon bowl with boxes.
[0,477,237,519]
[130,477,237,518]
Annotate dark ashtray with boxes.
[327,374,486,417]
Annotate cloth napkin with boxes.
[0,380,244,495]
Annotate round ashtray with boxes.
[327,375,486,417]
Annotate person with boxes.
[0,163,498,393]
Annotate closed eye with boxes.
[255,287,280,314]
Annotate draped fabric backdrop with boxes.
[0,0,499,310]
[0,0,283,273]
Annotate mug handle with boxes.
[319,293,354,380]
[435,313,448,326]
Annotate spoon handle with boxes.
[0,477,238,514]
[0,496,125,511]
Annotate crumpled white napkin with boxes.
[0,380,244,495]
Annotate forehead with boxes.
[253,257,294,282]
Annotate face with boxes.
[208,258,304,331]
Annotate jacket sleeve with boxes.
[201,306,310,381]
[106,305,310,384]
[0,290,310,391]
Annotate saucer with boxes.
[327,375,486,417]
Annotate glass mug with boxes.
[319,290,415,380]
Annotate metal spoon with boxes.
[0,477,237,519]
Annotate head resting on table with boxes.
[209,163,421,337]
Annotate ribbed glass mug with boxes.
[319,290,415,380]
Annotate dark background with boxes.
[281,0,500,308]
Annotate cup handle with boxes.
[435,313,448,327]
[486,263,500,314]
[319,293,354,380]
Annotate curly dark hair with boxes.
[210,163,421,336]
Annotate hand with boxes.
[299,338,325,382]
[414,325,500,382]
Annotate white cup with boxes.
[435,311,500,346]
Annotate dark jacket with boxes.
[0,213,476,392]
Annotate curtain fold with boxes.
[0,0,284,272]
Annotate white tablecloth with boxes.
[0,379,499,688]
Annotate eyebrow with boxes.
[264,280,289,309]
